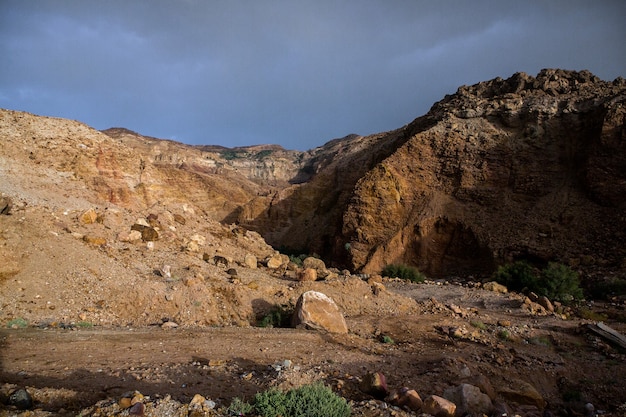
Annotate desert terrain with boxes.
[1,69,626,416]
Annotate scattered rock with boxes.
[443,383,492,416]
[212,255,230,267]
[292,290,348,334]
[227,268,238,276]
[8,388,33,410]
[118,229,142,242]
[79,208,98,224]
[130,224,159,241]
[160,265,172,279]
[422,394,456,417]
[128,401,145,415]
[388,387,422,411]
[498,380,545,409]
[161,321,179,329]
[538,296,555,312]
[463,374,497,401]
[0,196,12,215]
[173,213,186,225]
[359,372,389,400]
[482,281,508,293]
[371,281,385,295]
[83,235,107,245]
[303,256,326,271]
[266,253,284,269]
[297,267,317,282]
[244,253,258,269]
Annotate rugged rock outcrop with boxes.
[338,69,626,276]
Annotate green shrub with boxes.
[228,397,254,416]
[470,320,487,330]
[380,335,395,344]
[258,305,293,328]
[288,254,307,267]
[493,261,583,304]
[254,383,350,417]
[7,318,28,328]
[381,264,425,283]
[538,262,583,304]
[254,388,288,417]
[493,260,538,292]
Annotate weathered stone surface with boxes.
[538,295,555,312]
[388,387,422,411]
[83,235,107,246]
[0,196,12,215]
[359,372,388,400]
[266,253,284,269]
[131,224,159,241]
[292,290,348,333]
[303,256,326,271]
[443,383,492,416]
[498,380,545,409]
[244,253,258,269]
[9,388,33,410]
[482,281,508,293]
[118,229,142,242]
[422,395,456,417]
[79,208,98,224]
[296,267,317,282]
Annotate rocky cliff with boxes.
[239,69,626,279]
[1,69,624,281]
[339,69,626,276]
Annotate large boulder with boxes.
[292,291,348,334]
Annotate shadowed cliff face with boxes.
[2,69,624,280]
[237,69,626,278]
[339,69,626,276]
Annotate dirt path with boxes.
[2,283,626,415]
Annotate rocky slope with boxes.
[340,69,626,277]
[239,69,626,280]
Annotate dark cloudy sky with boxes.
[1,1,625,150]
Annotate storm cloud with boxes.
[1,1,624,150]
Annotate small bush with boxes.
[253,383,351,417]
[493,261,583,304]
[254,388,288,417]
[493,261,538,292]
[538,262,584,304]
[470,320,487,330]
[288,254,307,267]
[380,335,395,344]
[497,329,511,341]
[381,264,425,283]
[258,305,293,328]
[228,397,254,416]
[7,318,28,328]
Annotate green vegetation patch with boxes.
[258,304,294,328]
[381,263,425,283]
[493,261,583,304]
[252,382,351,417]
[7,317,28,328]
